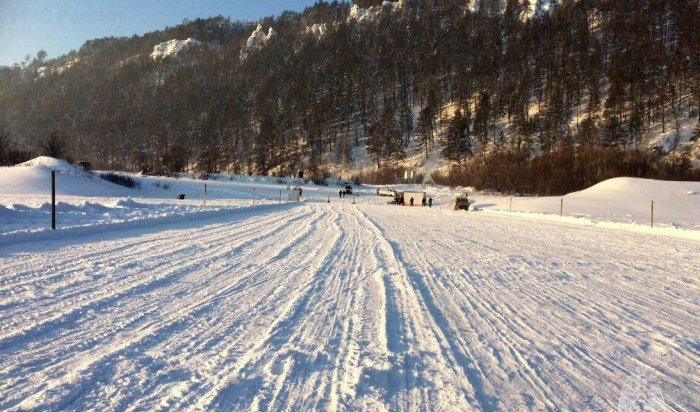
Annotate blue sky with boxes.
[0,0,320,66]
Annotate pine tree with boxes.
[366,121,385,168]
[383,106,405,167]
[416,104,435,158]
[442,109,472,163]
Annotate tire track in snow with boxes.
[363,205,700,411]
[1,206,322,410]
[191,207,345,410]
[0,207,310,351]
[355,206,494,410]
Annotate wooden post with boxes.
[51,170,56,230]
[560,198,563,217]
[651,200,654,228]
[509,196,512,211]
[279,189,282,204]
[327,195,330,203]
[253,187,256,205]
[204,183,207,208]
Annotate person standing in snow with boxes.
[421,196,426,207]
[428,197,433,208]
[410,197,414,206]
[339,190,343,198]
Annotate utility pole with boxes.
[51,171,56,230]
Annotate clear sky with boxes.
[0,0,320,66]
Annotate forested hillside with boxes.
[1,0,699,194]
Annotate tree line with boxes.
[0,0,698,193]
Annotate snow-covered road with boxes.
[1,203,698,411]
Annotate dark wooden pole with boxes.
[560,198,563,217]
[51,171,56,230]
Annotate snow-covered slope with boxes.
[5,157,130,197]
[150,38,201,59]
[471,177,700,230]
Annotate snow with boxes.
[150,38,201,60]
[244,24,276,51]
[472,177,700,231]
[306,23,327,38]
[348,1,402,23]
[56,58,79,74]
[527,0,559,19]
[1,158,698,410]
[1,198,698,410]
[2,157,699,240]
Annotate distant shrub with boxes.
[432,147,700,196]
[352,166,422,185]
[100,172,140,189]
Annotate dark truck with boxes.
[453,193,474,211]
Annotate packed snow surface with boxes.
[1,201,698,410]
[150,38,201,59]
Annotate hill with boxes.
[0,1,699,193]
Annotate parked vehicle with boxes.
[344,184,353,194]
[377,188,398,197]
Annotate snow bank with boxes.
[0,158,129,197]
[150,38,201,59]
[17,156,81,172]
[472,177,700,230]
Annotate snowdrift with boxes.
[475,177,700,230]
[1,157,132,197]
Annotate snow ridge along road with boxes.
[1,202,698,411]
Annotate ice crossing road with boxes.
[1,203,698,411]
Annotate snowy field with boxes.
[1,158,699,410]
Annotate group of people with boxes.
[394,193,432,208]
